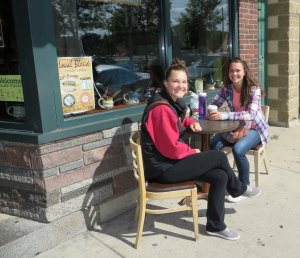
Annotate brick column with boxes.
[268,0,300,127]
[239,0,259,79]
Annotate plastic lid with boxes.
[207,105,218,110]
[199,92,207,97]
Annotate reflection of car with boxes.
[94,64,150,103]
[92,56,116,65]
[187,56,216,83]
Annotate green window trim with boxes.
[0,103,146,144]
[0,0,240,145]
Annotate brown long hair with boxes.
[226,57,263,107]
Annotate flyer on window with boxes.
[0,75,24,101]
[57,56,95,115]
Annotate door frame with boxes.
[258,0,268,104]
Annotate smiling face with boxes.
[164,70,188,101]
[228,62,246,89]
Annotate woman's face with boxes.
[229,62,245,87]
[164,70,188,101]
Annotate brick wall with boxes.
[239,0,259,78]
[268,0,300,126]
[0,123,138,222]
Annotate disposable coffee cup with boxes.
[207,105,218,113]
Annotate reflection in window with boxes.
[51,0,162,114]
[170,0,230,93]
[0,0,25,122]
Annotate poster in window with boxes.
[0,75,24,101]
[57,57,95,115]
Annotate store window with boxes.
[170,0,231,93]
[51,0,162,116]
[0,0,25,121]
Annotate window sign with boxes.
[57,57,95,115]
[0,75,23,101]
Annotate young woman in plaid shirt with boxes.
[208,57,269,203]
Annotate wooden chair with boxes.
[223,105,270,187]
[129,131,199,249]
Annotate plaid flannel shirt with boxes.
[211,84,270,145]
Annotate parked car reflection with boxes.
[92,55,116,65]
[187,56,216,83]
[94,64,150,105]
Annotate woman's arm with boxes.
[211,86,227,108]
[145,105,198,159]
[222,86,261,120]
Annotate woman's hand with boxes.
[207,111,222,120]
[190,122,202,132]
[194,149,201,153]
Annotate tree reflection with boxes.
[52,0,160,62]
[51,0,83,56]
[177,0,224,51]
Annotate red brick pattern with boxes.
[239,0,259,78]
[31,146,83,170]
[1,145,34,168]
[83,142,124,165]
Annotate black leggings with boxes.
[154,150,247,232]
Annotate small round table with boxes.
[197,119,240,152]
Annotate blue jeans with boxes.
[210,129,261,185]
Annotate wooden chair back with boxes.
[261,105,270,122]
[129,131,146,198]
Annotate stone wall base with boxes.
[0,123,138,223]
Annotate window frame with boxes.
[0,0,239,144]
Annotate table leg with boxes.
[201,134,211,193]
[201,134,210,152]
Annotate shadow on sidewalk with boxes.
[86,204,237,248]
[78,117,238,249]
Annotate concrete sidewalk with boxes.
[1,124,300,258]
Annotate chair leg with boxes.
[263,149,270,174]
[135,199,146,249]
[254,151,259,187]
[135,205,139,222]
[191,188,199,241]
[135,198,140,222]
